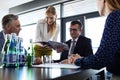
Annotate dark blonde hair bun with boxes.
[46,6,56,15]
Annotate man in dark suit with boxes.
[55,21,93,62]
[0,14,21,52]
[0,31,5,52]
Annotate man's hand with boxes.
[34,57,43,64]
[69,54,81,64]
[59,59,72,64]
[60,54,82,64]
[56,45,66,53]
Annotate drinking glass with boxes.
[43,55,52,64]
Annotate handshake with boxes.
[33,54,82,65]
[60,54,82,64]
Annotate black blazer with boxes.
[0,31,5,52]
[55,35,93,62]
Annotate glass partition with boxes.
[63,0,97,17]
[85,16,106,53]
[19,8,46,26]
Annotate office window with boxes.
[18,8,46,49]
[19,8,46,26]
[85,16,106,53]
[63,0,97,17]
[65,21,71,41]
[19,24,36,49]
[54,5,60,18]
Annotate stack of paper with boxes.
[32,63,80,69]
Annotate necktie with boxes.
[68,40,76,56]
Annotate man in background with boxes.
[55,20,93,62]
[0,14,21,52]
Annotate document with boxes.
[34,41,69,50]
[32,63,80,69]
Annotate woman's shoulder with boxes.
[111,10,120,14]
[37,19,46,24]
[106,10,120,23]
[108,10,120,18]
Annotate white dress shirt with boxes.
[35,19,59,46]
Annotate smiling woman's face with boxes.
[45,13,56,26]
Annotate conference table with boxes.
[0,64,105,80]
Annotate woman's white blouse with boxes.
[35,19,59,46]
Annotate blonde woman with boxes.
[34,6,59,64]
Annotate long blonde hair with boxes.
[106,0,120,11]
[45,6,57,36]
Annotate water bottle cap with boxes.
[11,33,17,36]
[30,39,33,43]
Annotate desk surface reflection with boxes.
[0,66,105,80]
